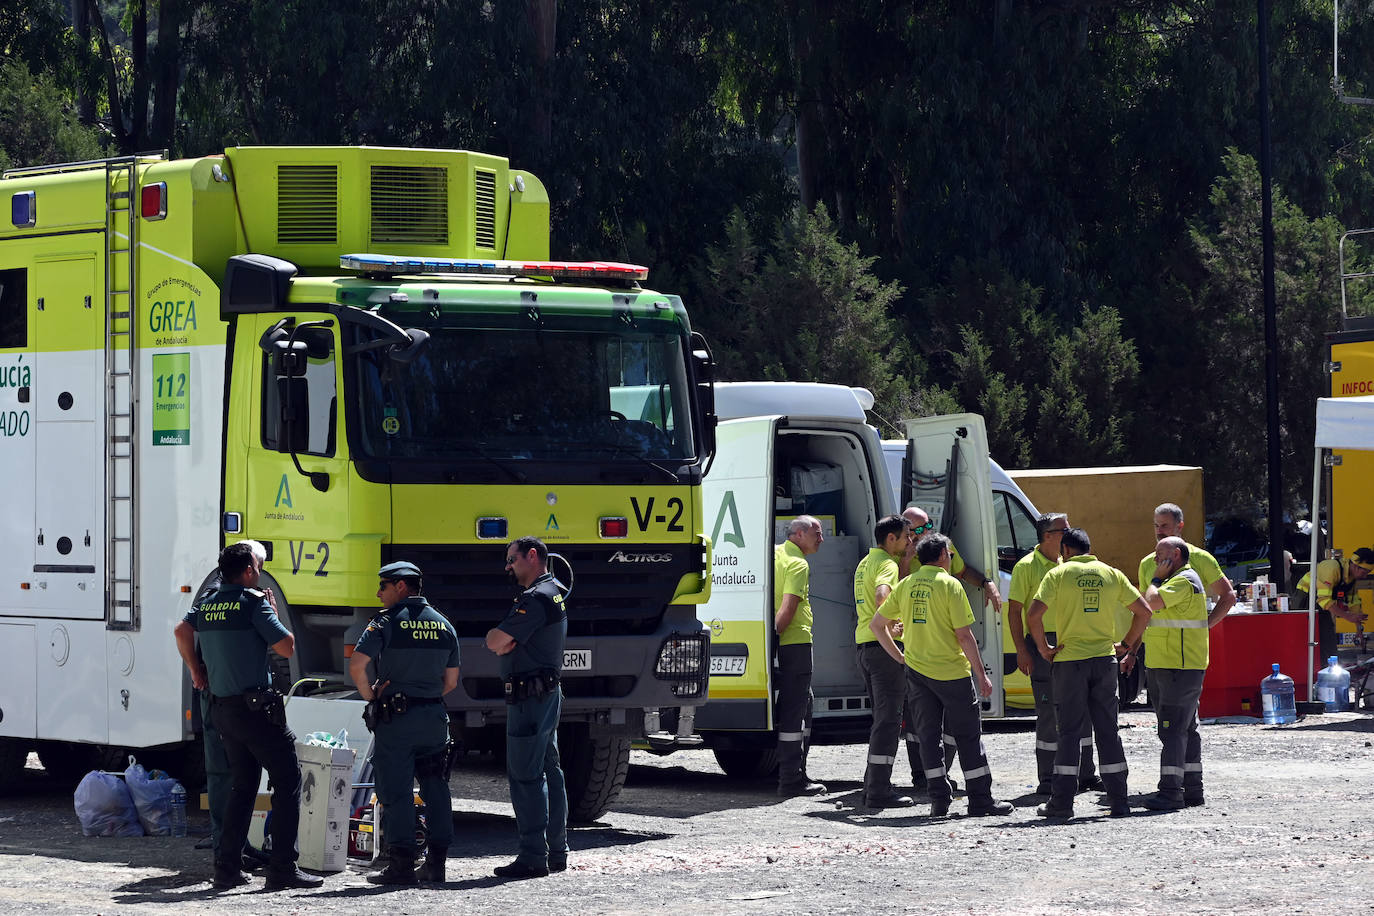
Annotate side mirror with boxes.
[690,331,717,463]
[389,327,431,364]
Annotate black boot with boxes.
[367,849,419,886]
[415,847,446,883]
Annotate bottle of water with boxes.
[1260,663,1298,725]
[169,782,188,837]
[1316,656,1352,712]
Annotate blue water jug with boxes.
[1316,656,1352,712]
[1260,663,1297,725]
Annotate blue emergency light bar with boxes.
[339,253,649,282]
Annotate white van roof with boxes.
[714,382,874,422]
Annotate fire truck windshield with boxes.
[349,318,696,466]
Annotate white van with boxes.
[882,442,1041,709]
[693,382,1021,777]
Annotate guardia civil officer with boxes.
[486,536,570,878]
[871,533,1014,817]
[1006,514,1100,795]
[173,542,323,891]
[350,561,459,885]
[187,540,266,858]
[1026,527,1151,819]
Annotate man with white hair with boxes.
[774,515,827,796]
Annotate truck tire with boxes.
[558,723,629,824]
[35,741,104,788]
[0,738,29,788]
[711,746,779,780]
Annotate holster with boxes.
[504,671,560,705]
[243,686,286,727]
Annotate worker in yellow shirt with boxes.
[871,534,1013,818]
[1140,536,1213,810]
[1296,547,1372,660]
[774,515,826,797]
[1026,527,1151,819]
[853,514,916,808]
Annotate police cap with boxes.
[379,561,423,580]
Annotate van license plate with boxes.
[563,649,591,671]
[710,656,747,676]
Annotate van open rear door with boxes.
[901,414,1003,716]
[696,415,780,732]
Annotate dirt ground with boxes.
[2,709,1372,915]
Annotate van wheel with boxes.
[558,723,629,824]
[711,746,779,779]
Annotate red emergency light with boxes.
[140,182,167,220]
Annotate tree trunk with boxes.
[149,0,181,150]
[70,0,94,124]
[131,0,148,149]
[788,0,821,213]
[86,0,129,151]
[525,0,557,170]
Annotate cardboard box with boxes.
[296,743,355,873]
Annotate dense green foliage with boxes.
[4,0,1374,520]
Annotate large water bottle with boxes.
[169,781,188,837]
[1260,663,1298,725]
[1316,656,1353,712]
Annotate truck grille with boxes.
[473,168,496,249]
[370,165,448,245]
[277,165,338,243]
[382,542,700,638]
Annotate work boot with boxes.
[1036,802,1073,819]
[967,799,1015,816]
[212,870,251,890]
[1034,782,1052,796]
[1108,799,1131,818]
[1077,775,1104,793]
[264,867,324,891]
[549,857,568,873]
[929,797,951,817]
[864,789,915,809]
[368,850,419,886]
[1141,792,1184,811]
[415,848,446,883]
[1184,794,1206,807]
[494,859,549,879]
[777,779,827,797]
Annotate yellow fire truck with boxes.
[0,146,714,820]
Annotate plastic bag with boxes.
[123,757,182,836]
[73,770,145,837]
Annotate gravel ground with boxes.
[2,709,1372,915]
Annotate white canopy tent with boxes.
[1306,396,1374,696]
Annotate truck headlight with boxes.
[653,631,709,698]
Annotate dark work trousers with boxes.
[775,643,815,788]
[1319,610,1338,663]
[857,643,903,798]
[506,688,568,866]
[373,704,454,860]
[898,662,957,787]
[1048,656,1128,809]
[1146,667,1206,802]
[1030,639,1096,787]
[200,690,260,856]
[212,694,302,879]
[906,668,993,805]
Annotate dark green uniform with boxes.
[355,596,460,864]
[189,584,301,884]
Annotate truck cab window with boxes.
[0,268,27,348]
[261,326,337,456]
[995,491,1039,572]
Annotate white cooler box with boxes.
[296,743,355,873]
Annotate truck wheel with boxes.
[0,739,30,788]
[558,723,629,824]
[711,746,779,779]
[35,741,104,788]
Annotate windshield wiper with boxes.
[448,442,527,483]
[565,439,679,482]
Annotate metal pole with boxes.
[1259,0,1285,593]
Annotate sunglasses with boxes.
[378,578,400,589]
[909,521,935,535]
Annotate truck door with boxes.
[1327,334,1374,644]
[697,415,780,731]
[902,414,1003,716]
[32,256,101,619]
